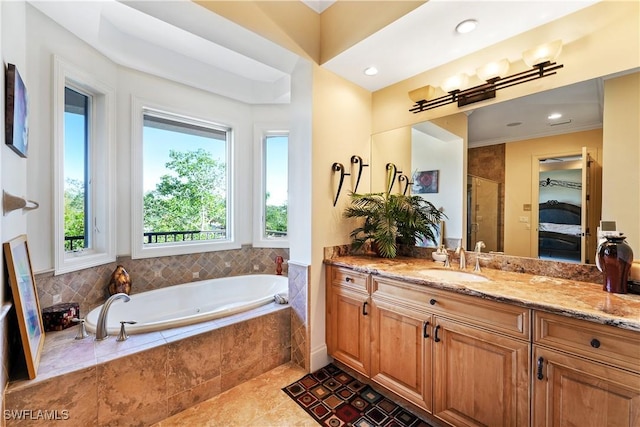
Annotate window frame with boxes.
[53,56,116,274]
[253,124,289,248]
[131,97,239,259]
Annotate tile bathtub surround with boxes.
[35,245,289,316]
[4,304,291,426]
[288,261,310,371]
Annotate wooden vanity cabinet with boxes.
[370,275,531,427]
[326,267,371,376]
[532,312,640,427]
[370,279,434,411]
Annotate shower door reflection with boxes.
[467,175,500,252]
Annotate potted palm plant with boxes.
[344,187,444,258]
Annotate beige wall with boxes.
[310,65,372,368]
[504,129,603,257]
[602,72,640,254]
[370,127,411,193]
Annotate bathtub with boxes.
[85,274,288,335]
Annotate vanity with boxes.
[325,256,640,427]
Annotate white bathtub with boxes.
[85,274,288,335]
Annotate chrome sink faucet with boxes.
[473,241,486,272]
[95,293,130,341]
[455,245,466,270]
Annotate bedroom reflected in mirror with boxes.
[535,149,600,264]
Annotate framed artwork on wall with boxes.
[5,63,29,158]
[3,235,44,379]
[413,170,439,194]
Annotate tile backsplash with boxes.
[36,245,289,316]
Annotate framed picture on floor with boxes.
[4,235,44,379]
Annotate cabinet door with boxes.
[433,318,530,427]
[533,346,640,427]
[370,298,433,412]
[327,286,370,376]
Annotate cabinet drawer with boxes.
[534,311,640,373]
[330,266,369,293]
[373,276,530,340]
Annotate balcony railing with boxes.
[65,228,287,251]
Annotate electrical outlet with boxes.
[154,270,162,278]
[253,265,260,271]
[225,262,231,268]
[192,271,199,279]
[53,294,62,304]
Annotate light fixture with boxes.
[408,85,436,103]
[523,40,562,67]
[547,112,562,120]
[409,41,564,114]
[441,73,469,93]
[455,19,478,34]
[476,59,510,82]
[363,66,378,76]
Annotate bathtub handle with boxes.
[117,320,137,342]
[362,301,368,316]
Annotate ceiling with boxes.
[29,0,608,142]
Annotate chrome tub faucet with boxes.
[95,293,130,341]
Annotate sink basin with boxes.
[419,269,490,283]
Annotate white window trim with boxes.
[253,123,289,248]
[53,56,116,275]
[131,97,240,259]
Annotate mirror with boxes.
[371,71,638,264]
[371,114,466,249]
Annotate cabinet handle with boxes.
[423,321,430,338]
[429,298,437,305]
[536,357,544,380]
[434,325,441,342]
[362,301,368,316]
[346,277,353,282]
[590,338,601,349]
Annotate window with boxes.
[54,57,116,274]
[63,88,89,252]
[131,100,236,258]
[254,127,288,247]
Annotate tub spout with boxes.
[95,293,130,341]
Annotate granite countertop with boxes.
[325,255,640,332]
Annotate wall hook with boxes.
[350,155,369,194]
[398,174,413,195]
[386,163,403,194]
[3,190,39,216]
[332,162,350,207]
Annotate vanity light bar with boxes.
[409,61,564,114]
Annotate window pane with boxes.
[264,135,288,238]
[64,87,89,252]
[142,113,228,245]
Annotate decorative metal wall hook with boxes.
[3,190,39,216]
[386,163,403,194]
[398,174,413,195]
[350,155,369,194]
[332,162,350,206]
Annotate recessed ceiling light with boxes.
[548,113,562,120]
[455,19,478,34]
[364,66,378,76]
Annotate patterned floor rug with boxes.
[282,363,434,427]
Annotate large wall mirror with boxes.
[371,69,639,265]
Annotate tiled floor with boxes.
[153,362,317,426]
